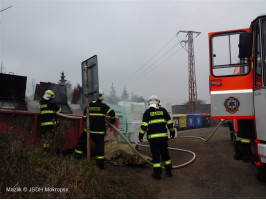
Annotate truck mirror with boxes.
[239,32,252,58]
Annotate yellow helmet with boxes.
[44,90,55,99]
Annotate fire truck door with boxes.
[254,19,266,142]
[209,30,254,119]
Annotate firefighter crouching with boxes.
[40,90,62,152]
[74,89,116,170]
[138,95,176,180]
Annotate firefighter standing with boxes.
[139,95,175,180]
[74,90,116,170]
[40,90,62,151]
[234,119,258,162]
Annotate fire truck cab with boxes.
[208,14,266,181]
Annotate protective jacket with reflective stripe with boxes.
[40,98,62,128]
[83,100,116,134]
[140,107,174,142]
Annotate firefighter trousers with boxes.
[75,131,105,169]
[234,119,256,161]
[150,140,172,175]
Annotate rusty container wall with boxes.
[58,114,84,150]
[0,109,38,140]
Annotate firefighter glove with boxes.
[170,131,175,139]
[110,117,116,125]
[139,133,143,142]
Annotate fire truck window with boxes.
[211,32,248,77]
[255,22,262,86]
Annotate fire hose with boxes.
[56,112,221,169]
[177,120,223,142]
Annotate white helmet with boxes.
[148,95,160,109]
[43,89,55,100]
[99,89,104,100]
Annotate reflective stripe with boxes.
[43,143,49,148]
[148,133,168,139]
[240,138,251,143]
[75,149,83,154]
[91,131,105,134]
[107,108,113,114]
[139,128,145,134]
[84,129,105,134]
[41,121,58,126]
[57,107,62,113]
[41,104,47,108]
[153,163,161,168]
[149,119,166,124]
[98,97,104,100]
[235,136,251,143]
[169,127,175,132]
[83,115,87,118]
[41,110,55,114]
[96,156,104,159]
[211,89,253,95]
[141,122,148,127]
[89,113,105,116]
[167,120,173,125]
[164,160,172,165]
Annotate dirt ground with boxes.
[107,126,266,199]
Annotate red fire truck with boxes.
[208,14,266,181]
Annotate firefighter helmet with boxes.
[148,95,160,109]
[43,90,55,100]
[99,89,104,100]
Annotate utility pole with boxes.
[177,30,200,113]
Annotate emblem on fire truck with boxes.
[224,96,240,114]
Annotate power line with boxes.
[0,6,12,13]
[125,42,181,84]
[123,35,188,86]
[121,34,177,84]
[137,46,184,80]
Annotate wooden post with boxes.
[85,64,90,161]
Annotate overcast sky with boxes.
[1,0,265,105]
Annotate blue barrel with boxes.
[194,113,202,128]
[186,114,195,129]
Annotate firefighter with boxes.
[138,95,175,180]
[234,119,258,162]
[40,89,62,151]
[74,89,116,170]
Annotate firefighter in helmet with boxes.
[138,95,176,180]
[40,89,62,151]
[74,89,116,170]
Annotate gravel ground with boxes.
[107,126,266,199]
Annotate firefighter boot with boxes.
[152,168,162,180]
[74,149,83,160]
[165,165,173,177]
[233,141,242,160]
[241,143,259,162]
[43,143,50,153]
[96,159,104,170]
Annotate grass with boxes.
[0,132,135,199]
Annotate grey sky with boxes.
[1,0,265,105]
